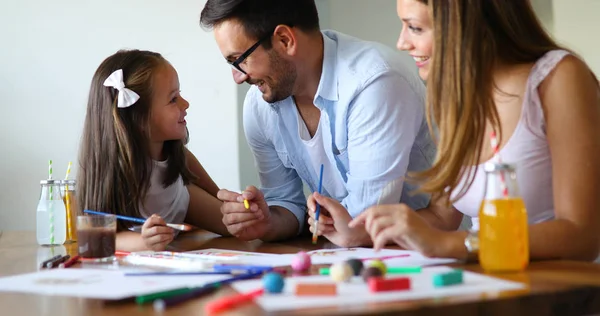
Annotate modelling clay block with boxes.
[368,277,411,292]
[433,269,464,287]
[295,283,337,296]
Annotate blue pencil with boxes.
[83,209,193,231]
[212,264,273,273]
[312,164,324,244]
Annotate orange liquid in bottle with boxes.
[62,190,78,242]
[478,198,529,272]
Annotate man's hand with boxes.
[217,185,272,241]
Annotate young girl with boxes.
[77,49,229,252]
[310,0,600,261]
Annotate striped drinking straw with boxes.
[48,159,55,244]
[64,161,72,241]
[489,131,509,198]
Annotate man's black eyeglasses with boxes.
[227,34,271,75]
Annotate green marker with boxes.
[387,266,422,274]
[319,267,330,275]
[136,287,194,304]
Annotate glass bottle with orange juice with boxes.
[478,162,529,272]
[59,179,79,243]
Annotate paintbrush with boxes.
[312,164,324,244]
[83,210,194,231]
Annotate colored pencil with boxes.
[83,210,194,231]
[212,264,273,273]
[152,270,264,309]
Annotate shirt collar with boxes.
[314,31,339,103]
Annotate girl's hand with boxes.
[141,214,174,251]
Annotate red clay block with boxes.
[295,283,337,296]
[368,277,411,292]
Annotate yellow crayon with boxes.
[243,199,250,210]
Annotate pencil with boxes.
[83,210,194,231]
[312,164,324,244]
[152,270,264,310]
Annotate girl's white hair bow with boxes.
[103,69,140,108]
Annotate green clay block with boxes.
[433,269,464,287]
[319,267,330,275]
[387,266,422,274]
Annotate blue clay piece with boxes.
[262,272,285,293]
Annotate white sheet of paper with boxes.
[306,247,458,266]
[185,248,296,267]
[0,269,230,300]
[232,266,525,312]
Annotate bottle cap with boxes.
[483,162,515,173]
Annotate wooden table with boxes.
[1,231,600,316]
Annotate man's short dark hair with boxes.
[200,0,320,47]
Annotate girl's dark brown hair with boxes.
[77,49,195,230]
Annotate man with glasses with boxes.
[199,0,435,247]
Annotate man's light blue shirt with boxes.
[243,30,436,233]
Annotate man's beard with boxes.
[250,51,297,103]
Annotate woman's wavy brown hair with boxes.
[411,0,567,202]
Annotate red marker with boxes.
[205,288,264,314]
[59,255,80,268]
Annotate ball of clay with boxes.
[291,251,312,272]
[329,262,354,282]
[262,272,285,293]
[368,259,387,274]
[345,258,364,276]
[362,266,383,282]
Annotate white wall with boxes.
[0,0,239,231]
[552,0,600,75]
[327,0,416,70]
